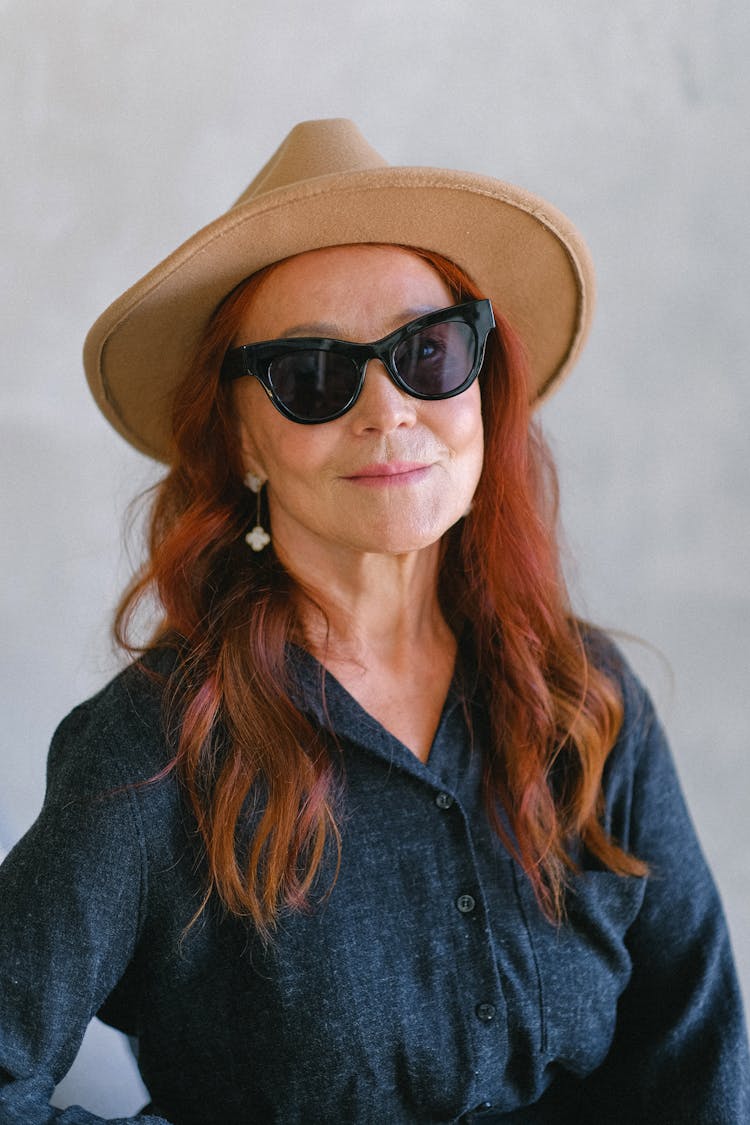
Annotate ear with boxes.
[232,385,268,484]
[238,428,267,485]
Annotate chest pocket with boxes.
[520,870,646,1076]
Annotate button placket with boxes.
[428,782,505,1064]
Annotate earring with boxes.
[243,471,271,552]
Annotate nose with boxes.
[349,359,418,434]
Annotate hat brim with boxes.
[83,166,594,462]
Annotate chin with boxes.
[343,521,455,557]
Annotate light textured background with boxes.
[1,0,747,1115]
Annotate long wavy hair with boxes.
[116,245,646,941]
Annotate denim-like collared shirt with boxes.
[0,639,748,1124]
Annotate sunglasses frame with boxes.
[221,298,496,424]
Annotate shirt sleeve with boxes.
[576,686,750,1123]
[0,704,172,1125]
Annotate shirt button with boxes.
[475,1002,496,1023]
[435,792,454,809]
[456,894,476,914]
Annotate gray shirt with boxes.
[0,638,748,1123]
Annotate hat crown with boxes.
[233,118,389,208]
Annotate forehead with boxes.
[234,244,455,344]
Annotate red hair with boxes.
[116,246,646,941]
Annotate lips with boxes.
[344,461,432,486]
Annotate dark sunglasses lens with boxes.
[393,321,476,396]
[268,351,359,420]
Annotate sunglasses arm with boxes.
[221,348,252,382]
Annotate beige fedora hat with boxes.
[83,118,595,462]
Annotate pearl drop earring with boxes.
[243,471,270,552]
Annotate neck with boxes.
[272,530,458,764]
[277,538,453,668]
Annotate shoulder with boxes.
[581,625,678,850]
[46,645,179,800]
[581,623,657,745]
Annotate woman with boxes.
[0,119,747,1124]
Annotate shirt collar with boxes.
[286,639,475,784]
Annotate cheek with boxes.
[253,421,343,501]
[235,382,328,479]
[451,389,485,497]
[262,427,335,481]
[441,385,484,465]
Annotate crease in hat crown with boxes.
[236,119,389,205]
[84,116,595,462]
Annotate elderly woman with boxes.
[0,120,747,1124]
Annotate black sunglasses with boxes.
[221,298,495,424]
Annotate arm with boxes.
[580,689,750,1123]
[0,705,171,1125]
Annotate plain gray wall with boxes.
[1,0,748,1115]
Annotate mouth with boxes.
[343,461,432,487]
